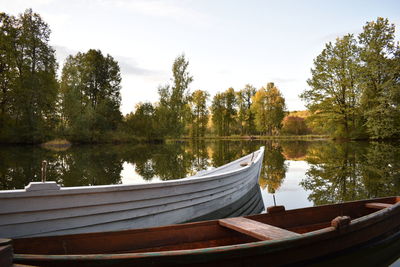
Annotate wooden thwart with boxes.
[219,217,300,241]
[365,203,393,210]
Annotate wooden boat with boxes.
[0,147,265,238]
[3,197,400,267]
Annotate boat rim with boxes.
[0,146,265,197]
[13,195,400,261]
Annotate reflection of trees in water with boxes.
[0,141,289,189]
[58,146,123,187]
[121,145,157,180]
[0,146,123,190]
[187,141,209,174]
[3,140,398,201]
[121,142,194,181]
[280,141,310,160]
[0,147,49,190]
[258,142,287,194]
[360,142,400,197]
[301,141,400,205]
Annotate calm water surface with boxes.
[1,140,400,210]
[2,140,400,265]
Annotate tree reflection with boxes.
[360,142,400,197]
[2,140,399,205]
[300,141,400,205]
[258,142,287,193]
[280,141,309,160]
[0,145,123,189]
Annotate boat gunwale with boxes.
[13,196,400,262]
[0,147,265,198]
[3,171,260,237]
[0,168,259,225]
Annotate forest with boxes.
[0,9,399,144]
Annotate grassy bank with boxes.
[168,135,330,141]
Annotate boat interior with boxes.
[12,196,399,255]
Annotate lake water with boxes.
[1,140,400,209]
[1,139,400,265]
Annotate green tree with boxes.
[156,54,193,137]
[188,90,209,138]
[125,102,157,140]
[0,13,18,140]
[0,9,58,143]
[60,49,122,142]
[211,88,237,136]
[251,83,286,135]
[223,87,237,136]
[359,18,400,139]
[301,35,362,138]
[236,84,256,135]
[211,92,225,136]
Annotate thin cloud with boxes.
[117,56,166,80]
[53,46,165,81]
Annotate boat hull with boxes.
[11,197,400,266]
[0,148,265,238]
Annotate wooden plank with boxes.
[0,245,13,267]
[365,203,393,210]
[219,217,300,241]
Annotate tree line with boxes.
[301,17,400,139]
[0,9,123,143]
[126,74,288,139]
[2,10,396,143]
[0,9,293,143]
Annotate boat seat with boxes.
[365,202,393,210]
[219,217,300,241]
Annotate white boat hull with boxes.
[0,147,265,238]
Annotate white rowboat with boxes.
[0,146,265,238]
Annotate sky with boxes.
[2,0,400,114]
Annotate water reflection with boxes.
[301,141,400,205]
[0,140,399,208]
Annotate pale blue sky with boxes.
[2,0,400,114]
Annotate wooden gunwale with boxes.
[12,197,400,266]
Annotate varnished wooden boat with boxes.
[0,147,265,238]
[4,196,400,266]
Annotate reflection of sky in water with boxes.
[260,160,312,210]
[121,162,162,184]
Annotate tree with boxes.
[0,13,18,140]
[282,116,309,135]
[236,84,256,135]
[188,90,209,138]
[251,83,286,135]
[156,54,193,137]
[125,102,157,140]
[223,87,237,136]
[60,49,122,141]
[358,18,400,139]
[211,93,225,136]
[210,88,237,136]
[0,9,58,143]
[301,35,362,138]
[301,17,400,140]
